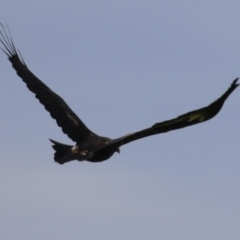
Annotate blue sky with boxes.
[1,1,240,239]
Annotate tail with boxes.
[49,139,77,164]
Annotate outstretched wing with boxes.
[0,24,95,143]
[98,79,239,150]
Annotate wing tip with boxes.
[232,78,239,87]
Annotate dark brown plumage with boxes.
[0,24,238,164]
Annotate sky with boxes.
[0,1,240,239]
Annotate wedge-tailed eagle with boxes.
[0,25,238,164]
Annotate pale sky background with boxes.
[0,1,240,239]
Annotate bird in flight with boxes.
[0,24,238,164]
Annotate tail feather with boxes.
[49,139,76,164]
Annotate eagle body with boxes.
[50,136,118,164]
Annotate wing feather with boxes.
[99,79,239,150]
[0,24,95,142]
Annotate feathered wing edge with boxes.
[98,79,239,150]
[0,24,96,143]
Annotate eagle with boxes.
[0,24,238,164]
